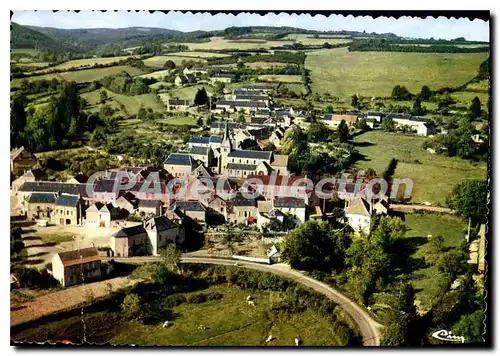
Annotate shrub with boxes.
[121,293,142,320]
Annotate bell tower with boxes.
[220,122,232,174]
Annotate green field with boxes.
[352,131,487,205]
[159,84,215,101]
[35,56,138,72]
[403,213,467,309]
[284,34,352,46]
[11,66,145,88]
[167,51,231,58]
[305,47,489,98]
[143,56,207,69]
[246,62,290,69]
[12,284,348,346]
[82,89,165,117]
[258,75,302,83]
[138,69,172,80]
[174,37,292,51]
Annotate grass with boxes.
[12,284,348,346]
[284,34,352,46]
[137,69,172,80]
[403,213,467,309]
[173,37,292,51]
[142,56,207,69]
[246,62,290,69]
[35,232,75,244]
[305,47,489,98]
[159,84,215,101]
[167,51,230,58]
[258,75,302,83]
[11,66,145,88]
[352,130,487,205]
[111,285,344,346]
[82,89,166,117]
[34,56,139,72]
[450,91,489,112]
[284,83,308,95]
[156,117,199,126]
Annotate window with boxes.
[244,211,247,217]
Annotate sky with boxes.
[11,11,490,41]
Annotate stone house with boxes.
[273,197,307,225]
[345,197,372,235]
[11,169,46,194]
[10,146,38,176]
[138,199,163,217]
[113,192,138,214]
[52,195,82,226]
[111,224,148,257]
[228,194,258,225]
[85,202,113,227]
[163,153,194,179]
[52,247,101,287]
[25,192,56,221]
[167,99,190,111]
[168,200,207,224]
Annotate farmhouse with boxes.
[167,98,190,111]
[85,202,113,227]
[168,200,207,224]
[228,193,258,225]
[385,114,437,136]
[52,194,82,226]
[345,197,372,235]
[183,66,208,75]
[163,153,194,179]
[25,192,56,221]
[52,247,101,287]
[174,74,196,86]
[210,73,236,84]
[10,146,38,176]
[322,113,358,128]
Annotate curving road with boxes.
[107,256,383,346]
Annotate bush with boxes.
[186,293,207,304]
[121,293,142,320]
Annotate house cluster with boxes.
[214,84,274,114]
[321,111,437,136]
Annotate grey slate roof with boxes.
[164,153,192,166]
[188,146,209,156]
[168,99,189,106]
[230,193,257,207]
[55,195,80,207]
[27,192,56,204]
[19,181,82,195]
[274,197,306,208]
[228,150,272,160]
[169,201,206,212]
[235,95,269,101]
[114,224,146,238]
[189,137,210,145]
[146,216,178,232]
[139,200,162,208]
[226,163,257,171]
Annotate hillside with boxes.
[10,22,68,52]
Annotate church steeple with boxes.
[222,122,232,151]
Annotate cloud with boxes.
[11,11,489,41]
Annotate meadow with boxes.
[352,131,487,205]
[174,37,292,51]
[402,213,467,310]
[246,62,290,69]
[11,66,145,88]
[305,47,489,98]
[33,56,139,72]
[258,75,302,83]
[284,34,352,46]
[159,84,215,101]
[82,89,165,117]
[142,56,207,68]
[12,284,347,346]
[167,51,231,58]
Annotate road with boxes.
[106,256,383,346]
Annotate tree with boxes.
[236,114,246,123]
[137,105,147,121]
[391,85,412,101]
[99,90,108,104]
[163,60,176,70]
[196,118,203,126]
[412,97,425,116]
[381,117,396,132]
[325,105,334,113]
[469,96,482,120]
[351,94,360,109]
[356,118,369,130]
[159,244,181,273]
[194,87,209,106]
[307,122,330,142]
[447,180,488,223]
[381,283,420,346]
[236,61,245,71]
[420,85,432,101]
[452,309,484,343]
[337,120,350,143]
[280,220,351,272]
[214,81,226,96]
[121,293,142,320]
[10,225,24,258]
[10,92,28,148]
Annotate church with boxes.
[164,123,289,179]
